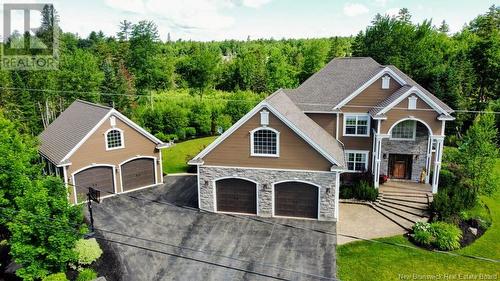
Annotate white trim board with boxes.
[60,109,163,164]
[334,67,407,110]
[190,101,342,167]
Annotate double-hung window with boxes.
[344,114,370,136]
[391,120,416,140]
[345,151,369,172]
[251,127,279,157]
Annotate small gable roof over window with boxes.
[39,100,163,165]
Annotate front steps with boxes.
[371,189,433,230]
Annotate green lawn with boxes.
[162,136,217,174]
[337,161,500,281]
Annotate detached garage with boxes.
[38,100,168,204]
[274,181,319,219]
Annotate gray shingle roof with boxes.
[387,65,454,113]
[266,90,346,168]
[369,85,413,116]
[285,57,453,114]
[286,57,384,111]
[39,100,112,165]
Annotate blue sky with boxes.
[2,0,498,41]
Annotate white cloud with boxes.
[104,0,146,13]
[373,0,388,7]
[343,3,369,17]
[385,7,400,17]
[241,0,272,8]
[104,0,236,30]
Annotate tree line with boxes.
[0,5,498,141]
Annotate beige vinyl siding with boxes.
[203,111,333,171]
[380,98,442,135]
[344,76,402,109]
[305,113,336,137]
[67,116,161,203]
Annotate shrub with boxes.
[431,183,477,221]
[184,127,197,138]
[412,222,434,246]
[339,185,353,199]
[42,273,69,281]
[76,269,97,281]
[352,180,379,201]
[73,238,103,266]
[431,222,462,251]
[460,201,493,229]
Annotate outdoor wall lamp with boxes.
[383,153,387,159]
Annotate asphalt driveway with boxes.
[90,175,337,281]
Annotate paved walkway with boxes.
[337,203,406,245]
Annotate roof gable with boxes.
[369,86,451,117]
[39,100,163,165]
[190,90,345,169]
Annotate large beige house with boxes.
[189,57,454,221]
[39,100,167,204]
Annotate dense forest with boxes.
[0,6,498,143]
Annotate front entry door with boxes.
[393,161,406,179]
[389,154,412,180]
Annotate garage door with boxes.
[216,178,257,214]
[121,158,156,192]
[274,182,318,219]
[74,166,115,203]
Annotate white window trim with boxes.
[250,127,280,158]
[345,150,369,173]
[343,113,371,137]
[105,128,125,151]
[390,120,416,141]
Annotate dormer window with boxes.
[105,128,124,150]
[250,127,279,157]
[382,76,391,89]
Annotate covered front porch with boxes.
[372,117,445,193]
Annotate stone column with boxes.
[431,137,444,193]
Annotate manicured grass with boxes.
[337,161,500,281]
[162,136,217,174]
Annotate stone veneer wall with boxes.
[380,122,429,182]
[198,166,338,221]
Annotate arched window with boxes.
[251,127,279,157]
[106,129,124,150]
[391,120,416,140]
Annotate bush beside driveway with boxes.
[89,175,337,281]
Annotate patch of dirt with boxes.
[458,219,486,248]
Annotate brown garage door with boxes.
[216,178,257,214]
[121,158,156,192]
[275,182,318,219]
[74,166,115,203]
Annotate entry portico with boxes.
[370,86,453,193]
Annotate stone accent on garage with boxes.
[198,166,338,221]
[380,122,429,182]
